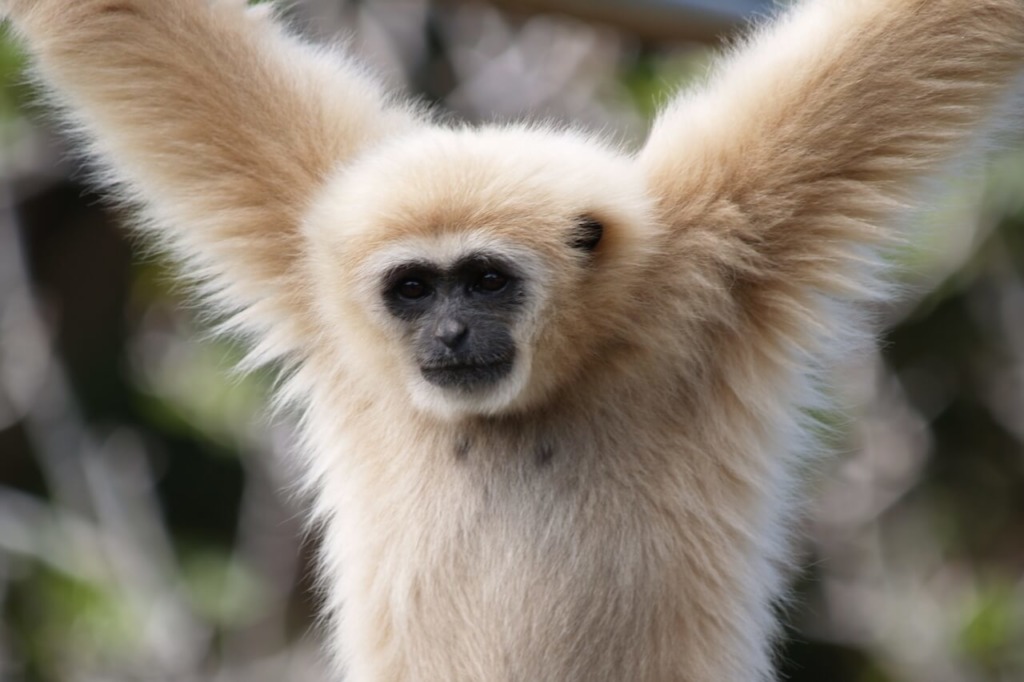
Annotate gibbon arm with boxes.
[2,0,416,354]
[640,0,1024,359]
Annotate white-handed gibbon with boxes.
[3,0,1023,679]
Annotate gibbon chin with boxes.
[3,0,1023,679]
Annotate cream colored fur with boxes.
[4,0,1024,679]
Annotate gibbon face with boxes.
[305,126,662,418]
[381,253,525,392]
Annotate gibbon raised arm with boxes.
[3,0,419,356]
[4,0,1024,680]
[642,0,1024,363]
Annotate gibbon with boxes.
[3,0,1023,679]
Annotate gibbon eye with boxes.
[571,215,604,252]
[397,278,430,300]
[476,271,509,292]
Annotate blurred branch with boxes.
[0,187,215,677]
[461,0,773,43]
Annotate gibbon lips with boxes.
[420,358,514,389]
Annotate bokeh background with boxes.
[2,1,1024,680]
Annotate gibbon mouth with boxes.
[420,359,514,389]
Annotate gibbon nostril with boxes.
[435,319,468,349]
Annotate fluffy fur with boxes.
[4,0,1023,679]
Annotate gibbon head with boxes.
[305,126,661,419]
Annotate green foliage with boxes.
[619,47,711,121]
[958,579,1021,673]
[0,28,27,121]
[0,26,28,161]
[130,259,274,453]
[181,547,269,628]
[9,564,142,679]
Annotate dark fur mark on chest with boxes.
[454,436,472,461]
[535,442,555,467]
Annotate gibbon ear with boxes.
[570,215,604,253]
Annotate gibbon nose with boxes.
[435,319,468,350]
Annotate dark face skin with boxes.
[383,253,526,391]
[381,219,602,392]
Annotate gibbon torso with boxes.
[304,334,786,680]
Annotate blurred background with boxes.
[1,1,1024,680]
